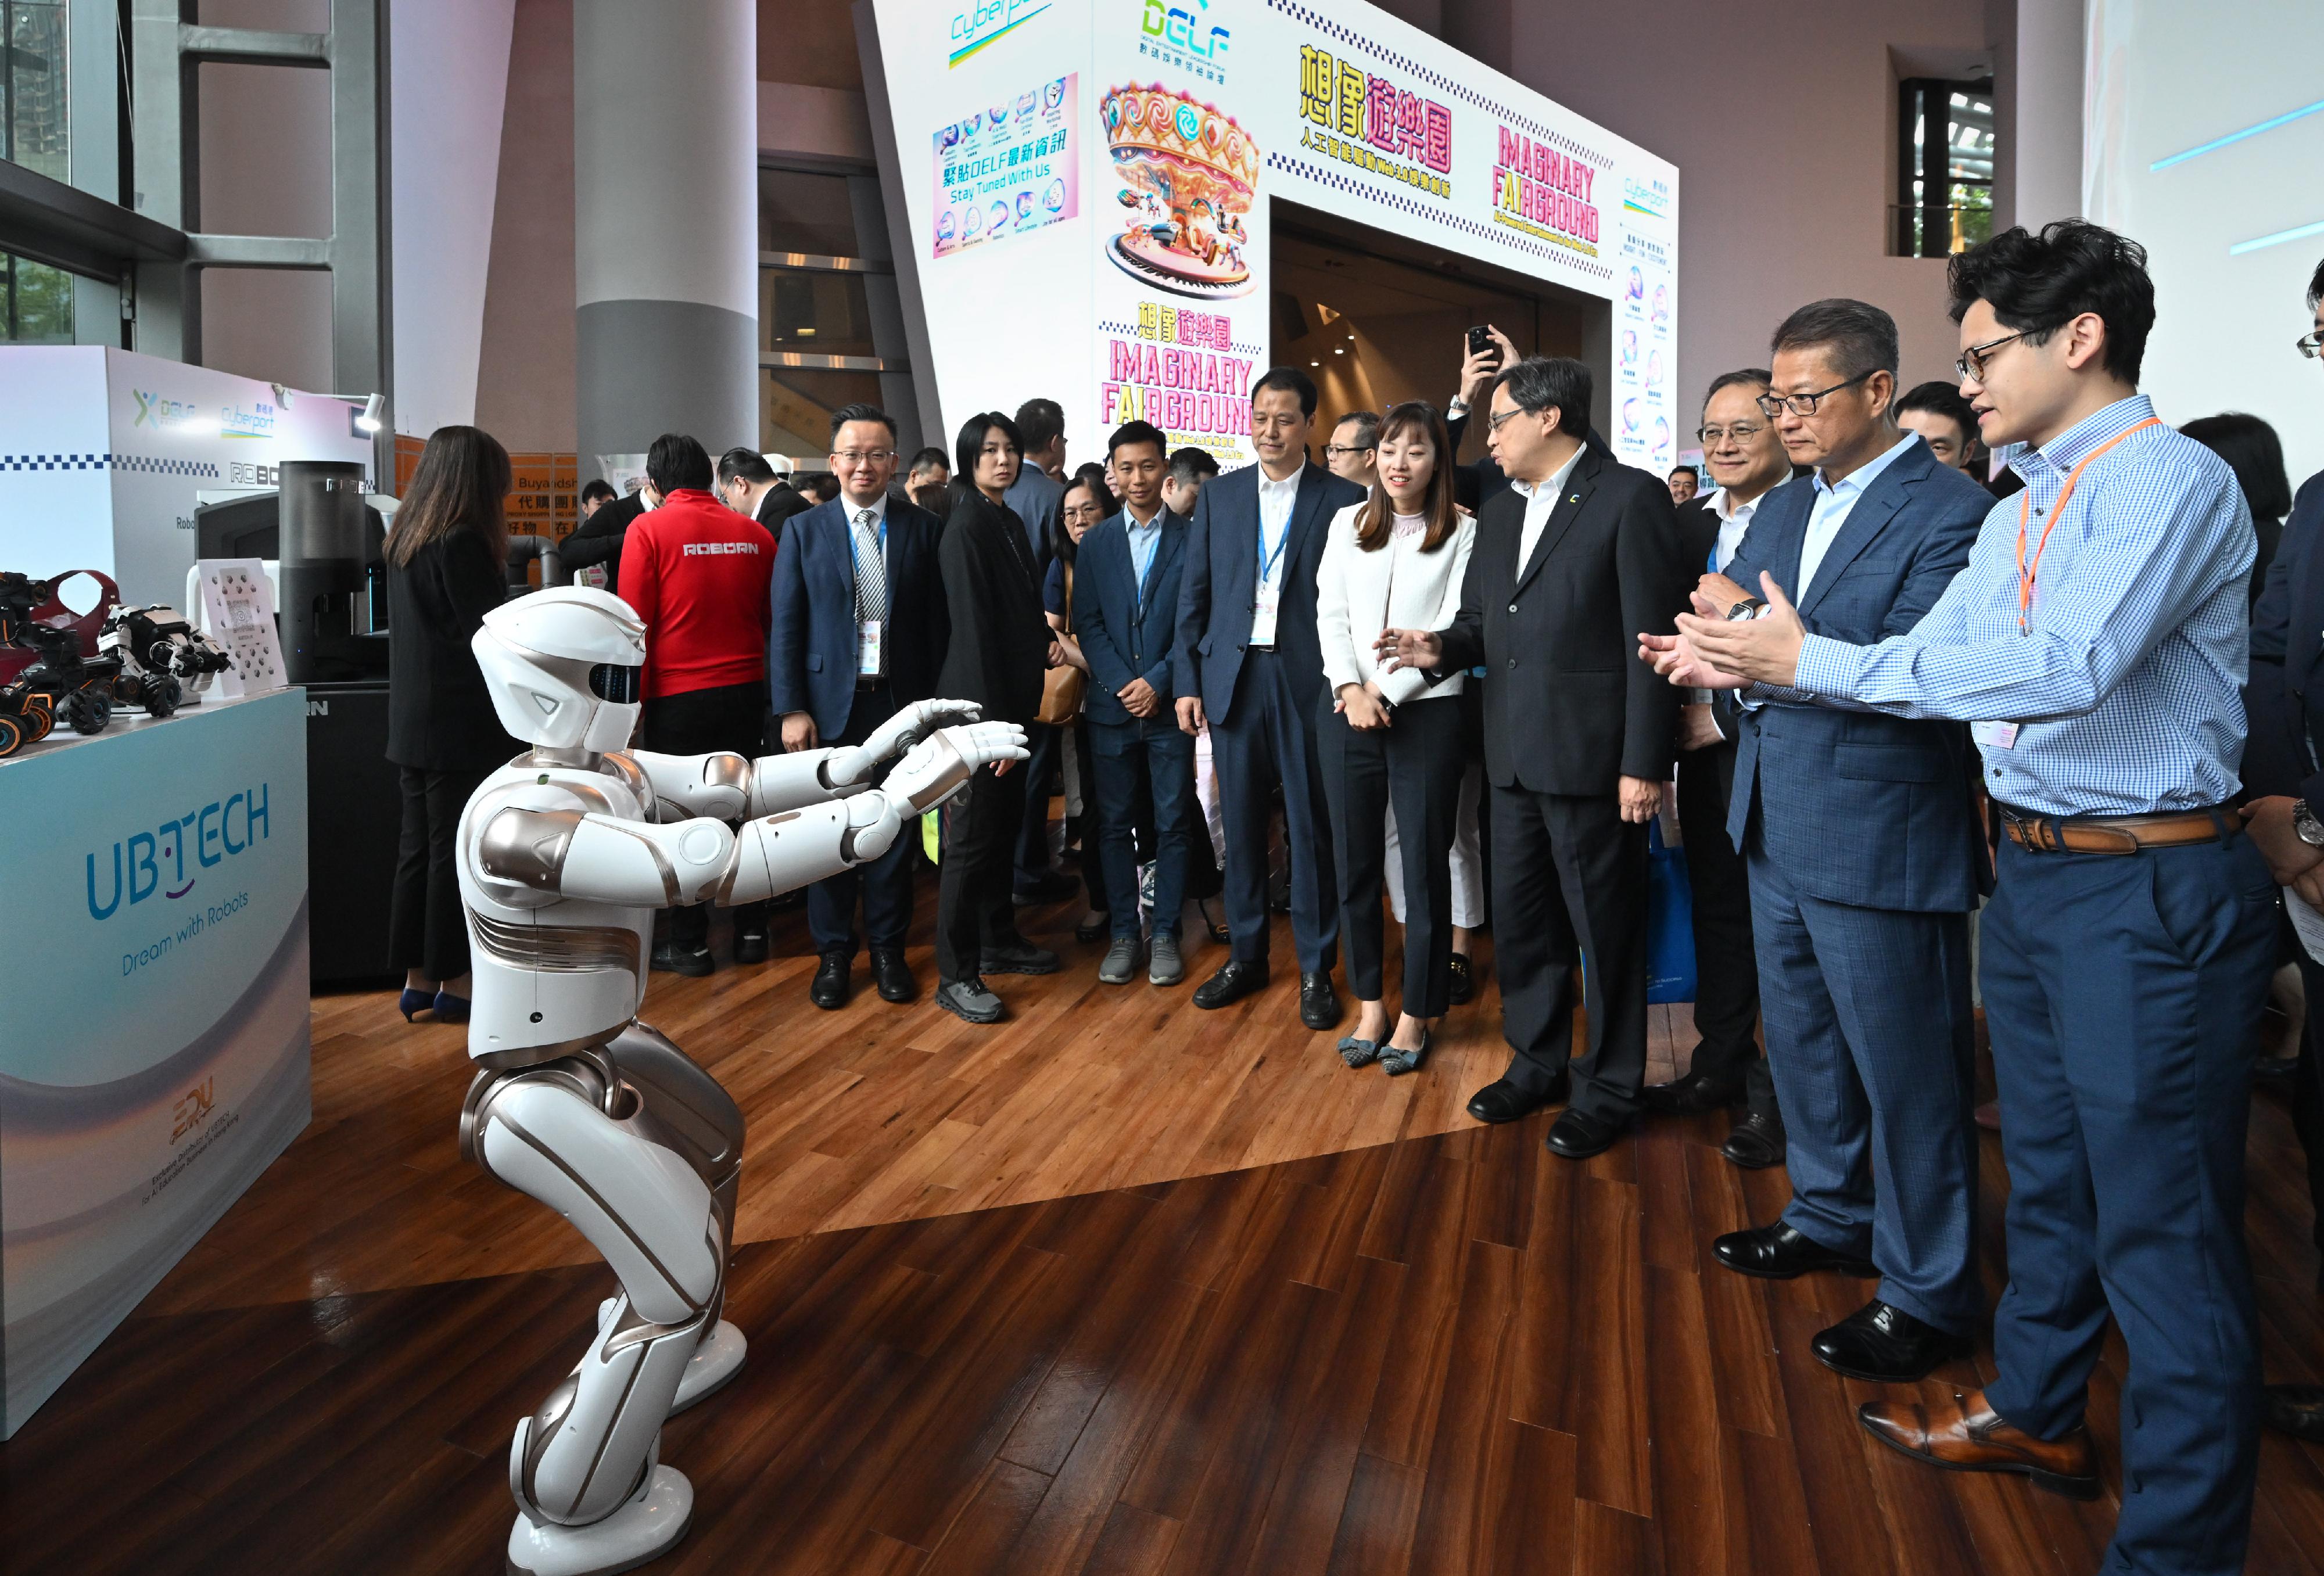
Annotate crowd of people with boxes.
[376,217,2324,1576]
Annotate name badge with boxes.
[1971,720,2020,749]
[1251,576,1282,645]
[858,619,884,676]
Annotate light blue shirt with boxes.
[1792,394,2254,817]
[1797,432,1920,594]
[1124,505,1164,615]
[1256,468,1299,589]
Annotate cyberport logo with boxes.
[949,0,1050,66]
[85,784,271,921]
[1622,175,1673,221]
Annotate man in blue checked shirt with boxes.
[1647,221,2273,1576]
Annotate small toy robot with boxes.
[0,571,132,755]
[98,602,234,716]
[458,587,1025,1575]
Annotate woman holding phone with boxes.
[1313,401,1476,1073]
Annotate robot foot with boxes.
[671,1319,747,1415]
[505,1463,693,1576]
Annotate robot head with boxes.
[473,587,647,753]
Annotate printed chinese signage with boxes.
[933,74,1080,258]
[1100,303,1255,441]
[1297,44,1451,199]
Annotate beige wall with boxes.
[472,0,579,451]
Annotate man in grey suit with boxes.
[1676,300,1993,1385]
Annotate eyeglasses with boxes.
[1954,331,2029,382]
[1695,422,1766,444]
[1487,405,1529,431]
[2298,331,2324,360]
[1322,443,1376,459]
[831,448,894,466]
[1755,373,1871,418]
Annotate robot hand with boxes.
[881,722,1029,816]
[824,698,985,787]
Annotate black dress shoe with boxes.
[1192,959,1268,1009]
[1446,952,1476,1005]
[1722,1108,1787,1169]
[1712,1220,1877,1280]
[980,939,1060,975]
[869,947,914,1003]
[734,928,769,965]
[1466,1075,1563,1124]
[1544,1106,1628,1160]
[1012,869,1078,906]
[809,953,849,1011]
[1299,972,1340,1031]
[2268,1384,2324,1442]
[1812,1299,1971,1383]
[1074,910,1111,943]
[1642,1065,1741,1115]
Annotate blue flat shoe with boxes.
[431,989,471,1024]
[1337,1035,1380,1068]
[1381,1028,1430,1077]
[398,987,433,1022]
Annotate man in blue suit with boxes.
[1697,301,1993,1384]
[768,403,950,1010]
[1074,419,1195,989]
[1174,367,1367,1029]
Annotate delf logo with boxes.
[171,1077,216,1143]
[949,0,1049,66]
[1139,0,1230,82]
[87,784,271,920]
[130,389,199,429]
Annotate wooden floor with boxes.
[9,874,2324,1574]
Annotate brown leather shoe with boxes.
[1856,1388,2099,1500]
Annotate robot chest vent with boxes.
[473,914,644,975]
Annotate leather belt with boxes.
[1997,802,2237,856]
[1247,644,1278,655]
[856,676,888,692]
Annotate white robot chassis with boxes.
[456,587,1026,1575]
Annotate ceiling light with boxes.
[355,393,385,433]
[1334,347,1344,354]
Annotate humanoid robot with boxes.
[457,587,1025,1575]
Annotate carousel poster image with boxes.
[931,74,1079,260]
[1100,83,1259,300]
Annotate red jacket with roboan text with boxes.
[616,487,776,700]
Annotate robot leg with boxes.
[602,1021,747,1413]
[466,1059,721,1576]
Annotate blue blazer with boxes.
[1724,438,1992,913]
[1073,509,1186,728]
[1174,459,1367,723]
[766,493,948,740]
[2245,470,2324,805]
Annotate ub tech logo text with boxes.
[86,784,271,920]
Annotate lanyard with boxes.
[1257,485,1294,586]
[2014,416,2161,634]
[844,509,887,570]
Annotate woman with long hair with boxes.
[385,424,515,1022]
[1313,402,1477,1074]
[1049,471,1113,940]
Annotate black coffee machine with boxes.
[278,459,389,683]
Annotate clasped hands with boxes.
[2243,796,2324,908]
[1636,570,1808,691]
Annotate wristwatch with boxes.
[1725,597,1765,621]
[2294,799,2324,848]
[1446,397,1471,417]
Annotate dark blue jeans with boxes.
[1089,716,1193,940]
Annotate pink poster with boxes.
[930,73,1079,259]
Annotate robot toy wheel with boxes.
[62,687,111,735]
[0,713,24,758]
[142,674,182,718]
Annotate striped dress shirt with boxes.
[1791,394,2254,817]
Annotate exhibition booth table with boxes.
[0,689,311,1436]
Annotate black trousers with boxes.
[806,682,916,959]
[390,764,487,982]
[1674,734,1770,1111]
[937,762,1032,983]
[1490,783,1649,1121]
[641,680,770,949]
[1015,721,1060,887]
[1317,695,1465,1016]
[2293,949,2324,1260]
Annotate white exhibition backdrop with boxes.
[874,0,1680,475]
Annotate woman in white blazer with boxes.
[1314,401,1477,1074]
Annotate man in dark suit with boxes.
[1175,367,1367,1029]
[1687,300,1993,1385]
[1649,368,1787,1168]
[1377,356,1690,1159]
[768,403,949,1010]
[561,487,644,597]
[1005,397,1077,905]
[2236,250,2324,1445]
[718,448,813,538]
[1075,419,1195,989]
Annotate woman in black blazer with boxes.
[385,425,515,1021]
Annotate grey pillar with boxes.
[574,0,759,475]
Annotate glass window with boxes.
[760,168,859,257]
[762,367,883,462]
[2,0,70,182]
[1895,78,1995,259]
[1,247,74,342]
[761,269,876,356]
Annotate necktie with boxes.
[853,510,886,674]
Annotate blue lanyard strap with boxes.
[1258,497,1292,584]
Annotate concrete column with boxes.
[2014,0,2086,229]
[573,0,758,472]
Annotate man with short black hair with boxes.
[1377,356,1690,1159]
[906,448,952,512]
[1006,396,1077,905]
[1666,465,1700,504]
[719,446,812,536]
[1162,446,1218,517]
[1325,410,1380,490]
[1177,367,1367,1028]
[1894,380,1986,478]
[1664,222,2275,1576]
[580,478,617,518]
[620,433,778,972]
[768,403,949,1008]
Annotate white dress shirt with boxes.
[1253,466,1302,641]
[1796,433,1917,595]
[1511,443,1588,574]
[1702,484,1769,572]
[1316,502,1477,704]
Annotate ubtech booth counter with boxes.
[0,691,311,1436]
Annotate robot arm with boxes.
[744,697,988,816]
[629,749,754,822]
[478,805,737,906]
